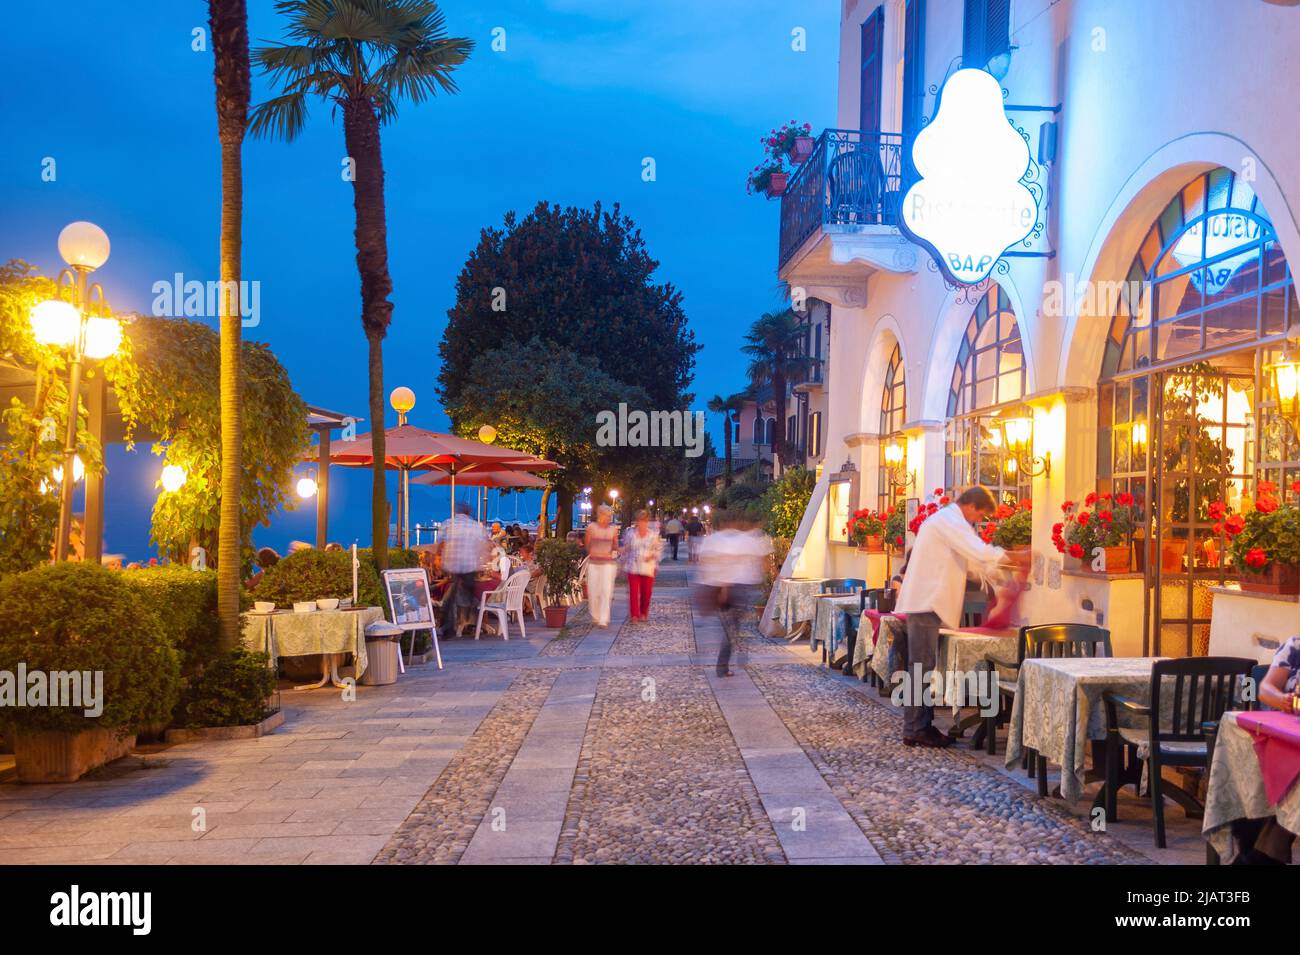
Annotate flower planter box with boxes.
[764,173,789,198]
[164,708,284,743]
[856,535,884,553]
[1239,563,1300,596]
[14,728,136,784]
[789,136,814,163]
[1077,546,1132,575]
[544,605,569,628]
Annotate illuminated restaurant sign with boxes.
[900,68,1039,285]
[1171,184,1263,295]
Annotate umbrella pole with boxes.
[403,467,410,550]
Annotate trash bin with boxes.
[361,622,403,686]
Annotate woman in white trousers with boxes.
[584,504,620,627]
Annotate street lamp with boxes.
[296,475,318,499]
[32,221,121,561]
[882,440,914,490]
[994,405,1051,477]
[1267,340,1300,438]
[160,464,187,494]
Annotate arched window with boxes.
[945,286,1028,500]
[1096,166,1298,658]
[752,414,765,445]
[764,417,777,446]
[878,344,906,510]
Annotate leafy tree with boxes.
[742,309,808,469]
[250,0,473,569]
[438,201,698,414]
[208,0,251,650]
[763,465,815,539]
[127,316,308,564]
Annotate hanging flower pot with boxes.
[765,172,789,198]
[789,135,815,163]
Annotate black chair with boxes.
[826,146,886,225]
[1102,656,1254,848]
[812,578,866,662]
[1246,662,1281,712]
[982,624,1112,797]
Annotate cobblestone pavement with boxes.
[0,565,1205,864]
[555,666,784,864]
[747,666,1145,864]
[372,669,561,864]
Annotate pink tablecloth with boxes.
[1236,710,1300,805]
[860,609,907,648]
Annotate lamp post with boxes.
[31,222,120,562]
[390,387,416,547]
[608,488,619,524]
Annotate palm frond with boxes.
[247,90,311,141]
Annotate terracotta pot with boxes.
[857,535,884,553]
[1161,539,1187,572]
[1102,545,1132,574]
[14,728,136,784]
[1239,563,1300,595]
[544,605,569,628]
[765,172,789,197]
[789,136,814,163]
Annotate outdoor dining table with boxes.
[937,626,1018,732]
[768,576,828,639]
[242,605,385,690]
[811,593,862,660]
[1204,709,1300,863]
[853,609,908,684]
[1005,656,1166,803]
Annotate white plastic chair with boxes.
[475,569,532,640]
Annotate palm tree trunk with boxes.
[722,414,733,487]
[343,98,395,569]
[209,0,250,653]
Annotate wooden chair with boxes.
[981,624,1112,796]
[1103,655,1254,847]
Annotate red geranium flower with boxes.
[1068,543,1084,558]
[1207,501,1226,520]
[894,535,903,546]
[1224,514,1246,536]
[939,495,951,505]
[1077,511,1090,525]
[1098,510,1114,523]
[1212,522,1224,536]
[1246,547,1268,569]
[1061,500,1075,513]
[1258,480,1277,495]
[1084,492,1098,506]
[1256,495,1279,514]
[1116,492,1134,507]
[1291,479,1300,495]
[1052,522,1064,535]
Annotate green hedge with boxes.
[173,648,277,728]
[0,563,181,733]
[121,566,220,675]
[251,548,384,610]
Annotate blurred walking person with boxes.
[684,512,705,563]
[663,514,684,560]
[696,512,772,676]
[439,502,489,641]
[585,504,620,627]
[623,509,663,622]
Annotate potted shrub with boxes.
[989,500,1033,554]
[847,508,886,552]
[535,537,585,628]
[747,159,788,198]
[166,648,281,741]
[767,121,815,164]
[0,563,181,782]
[1226,480,1300,595]
[883,505,906,551]
[1054,492,1137,574]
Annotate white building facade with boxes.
[773,0,1300,660]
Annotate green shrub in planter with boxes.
[534,538,584,605]
[121,565,219,674]
[174,648,277,728]
[0,562,181,734]
[252,548,384,609]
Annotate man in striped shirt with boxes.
[439,502,488,640]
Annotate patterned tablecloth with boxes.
[937,627,1018,714]
[1204,710,1300,862]
[1005,657,1165,803]
[242,606,385,678]
[811,594,863,658]
[851,610,908,684]
[768,577,828,635]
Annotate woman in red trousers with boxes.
[622,509,663,622]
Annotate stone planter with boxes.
[14,728,136,783]
[164,709,284,743]
[1239,563,1300,596]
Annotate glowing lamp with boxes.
[50,455,86,488]
[995,407,1050,477]
[1267,344,1300,428]
[30,300,80,348]
[608,489,619,500]
[83,316,122,360]
[58,221,111,271]
[883,442,905,466]
[998,415,1034,456]
[390,386,415,415]
[297,476,318,499]
[160,464,187,493]
[1131,419,1149,454]
[477,424,497,444]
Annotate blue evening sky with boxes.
[0,0,837,560]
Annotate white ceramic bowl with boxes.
[293,601,317,613]
[253,601,275,613]
[317,598,340,611]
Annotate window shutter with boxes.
[860,7,885,131]
[984,0,1011,63]
[962,0,984,68]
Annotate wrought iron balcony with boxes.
[778,129,905,270]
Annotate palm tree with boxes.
[707,392,745,487]
[209,0,250,652]
[250,0,472,568]
[741,309,809,470]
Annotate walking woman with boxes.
[623,509,663,622]
[584,504,620,627]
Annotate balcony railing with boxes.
[778,129,905,269]
[787,358,824,389]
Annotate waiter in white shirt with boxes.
[894,486,1006,748]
